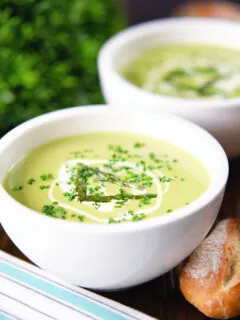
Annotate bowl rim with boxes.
[0,105,229,233]
[98,17,240,108]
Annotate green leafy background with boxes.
[0,0,125,132]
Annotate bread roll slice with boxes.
[180,219,240,319]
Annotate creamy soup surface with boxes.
[121,44,240,99]
[3,132,210,224]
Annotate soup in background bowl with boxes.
[98,17,240,157]
[0,106,228,290]
[122,44,240,99]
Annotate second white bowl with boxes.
[98,17,240,157]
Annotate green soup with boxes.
[121,44,240,99]
[3,132,210,224]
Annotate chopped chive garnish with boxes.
[40,185,50,190]
[12,185,23,191]
[159,176,174,183]
[134,142,145,148]
[132,213,146,222]
[42,204,66,217]
[40,174,48,181]
[27,178,36,185]
[88,187,94,194]
[40,173,54,181]
[108,145,128,154]
[63,192,76,201]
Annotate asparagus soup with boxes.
[122,44,240,99]
[3,132,210,224]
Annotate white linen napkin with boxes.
[0,250,156,320]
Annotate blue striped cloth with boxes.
[0,250,155,320]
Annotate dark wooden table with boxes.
[1,157,240,320]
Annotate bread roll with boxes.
[180,219,240,319]
[172,2,240,20]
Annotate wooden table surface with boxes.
[1,157,240,320]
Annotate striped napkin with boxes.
[0,250,155,320]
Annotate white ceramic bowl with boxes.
[0,106,228,290]
[98,17,240,158]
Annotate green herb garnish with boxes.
[12,185,23,191]
[136,160,147,171]
[88,187,95,194]
[138,194,153,207]
[63,192,76,201]
[40,174,48,181]
[132,213,146,222]
[159,176,174,183]
[40,185,50,190]
[40,173,54,181]
[108,145,128,154]
[27,178,36,185]
[134,142,145,148]
[42,204,66,218]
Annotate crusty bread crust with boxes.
[180,219,240,319]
